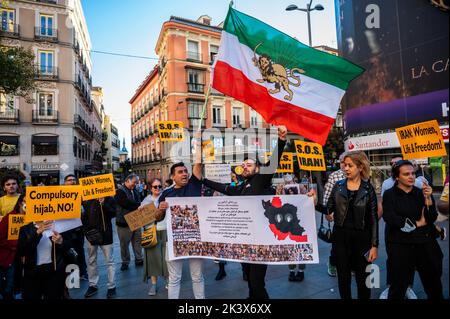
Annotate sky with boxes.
[80,0,338,150]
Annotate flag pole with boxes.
[198,85,211,133]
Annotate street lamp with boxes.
[286,1,324,46]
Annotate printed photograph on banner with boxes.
[396,120,447,160]
[165,195,319,265]
[294,140,326,171]
[25,186,82,222]
[79,173,116,201]
[283,183,309,195]
[157,121,184,141]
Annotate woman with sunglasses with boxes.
[140,178,168,296]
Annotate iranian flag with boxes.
[212,7,364,145]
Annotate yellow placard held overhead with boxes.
[264,152,294,173]
[294,140,326,171]
[202,140,215,162]
[396,120,447,160]
[25,186,82,222]
[157,121,184,141]
[8,214,26,240]
[79,173,116,201]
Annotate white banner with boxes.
[166,195,319,265]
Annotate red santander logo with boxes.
[348,141,355,150]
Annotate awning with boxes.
[30,170,59,177]
[32,136,58,145]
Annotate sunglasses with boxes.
[152,185,162,189]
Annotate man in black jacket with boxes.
[82,196,117,299]
[114,174,143,271]
[201,126,287,299]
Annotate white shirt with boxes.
[140,194,167,231]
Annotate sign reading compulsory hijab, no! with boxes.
[396,120,447,160]
[79,173,116,201]
[25,186,82,223]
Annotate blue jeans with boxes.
[0,265,15,300]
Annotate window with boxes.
[250,109,258,126]
[32,135,58,156]
[40,14,54,36]
[38,92,54,116]
[73,136,77,156]
[39,50,54,75]
[210,45,219,63]
[187,40,200,61]
[0,92,15,113]
[212,106,222,125]
[0,135,19,156]
[232,107,242,126]
[187,69,204,93]
[1,9,15,32]
[188,100,204,118]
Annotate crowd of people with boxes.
[0,125,448,300]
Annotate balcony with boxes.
[0,110,20,124]
[36,65,59,80]
[153,96,160,106]
[189,118,206,128]
[111,141,120,149]
[74,114,93,140]
[187,83,205,94]
[32,110,58,124]
[187,51,201,62]
[34,27,58,42]
[0,24,20,38]
[211,120,227,128]
[36,0,58,4]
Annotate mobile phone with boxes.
[405,218,415,228]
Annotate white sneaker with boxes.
[379,287,389,299]
[148,284,156,296]
[406,287,418,299]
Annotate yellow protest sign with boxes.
[157,121,184,141]
[8,214,26,240]
[264,152,294,173]
[79,173,116,201]
[25,186,82,222]
[396,120,447,160]
[294,140,326,171]
[202,140,215,162]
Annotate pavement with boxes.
[70,213,449,300]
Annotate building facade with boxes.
[130,15,282,182]
[0,0,99,185]
[102,114,120,174]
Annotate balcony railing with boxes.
[35,27,58,41]
[32,110,58,124]
[0,24,19,37]
[187,51,201,62]
[153,96,160,106]
[187,83,205,93]
[36,65,59,80]
[189,118,206,128]
[211,120,227,128]
[74,114,93,140]
[0,110,20,124]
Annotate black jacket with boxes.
[382,185,437,244]
[17,223,70,277]
[327,179,379,247]
[114,185,141,227]
[82,197,116,245]
[202,139,286,196]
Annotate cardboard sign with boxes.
[124,203,157,231]
[205,164,232,184]
[79,173,116,201]
[265,152,294,173]
[294,140,326,171]
[8,214,25,240]
[157,121,184,141]
[396,120,447,160]
[25,186,82,222]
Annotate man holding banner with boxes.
[200,126,287,299]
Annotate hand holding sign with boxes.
[51,230,63,245]
[278,126,287,141]
[36,221,53,235]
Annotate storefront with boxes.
[30,163,60,186]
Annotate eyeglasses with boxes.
[152,185,162,189]
[66,179,76,182]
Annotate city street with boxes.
[70,213,449,299]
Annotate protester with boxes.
[156,151,205,299]
[82,196,117,299]
[0,174,21,222]
[201,126,288,299]
[62,174,88,281]
[326,151,378,299]
[18,218,67,299]
[382,160,443,299]
[322,152,347,277]
[115,173,143,271]
[0,194,25,299]
[140,178,168,296]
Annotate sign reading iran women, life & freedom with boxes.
[166,195,319,264]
